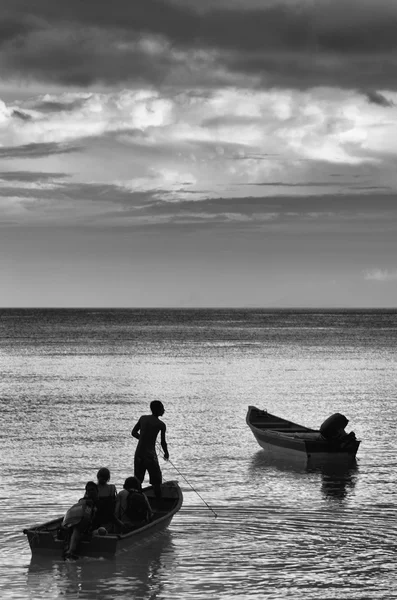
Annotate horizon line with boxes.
[1,306,396,311]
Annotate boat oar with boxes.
[157,443,218,518]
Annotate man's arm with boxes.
[160,423,169,460]
[131,418,141,440]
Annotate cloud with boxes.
[363,268,397,282]
[2,85,397,204]
[248,181,365,188]
[365,91,394,107]
[1,163,397,230]
[3,0,397,56]
[91,190,397,233]
[0,91,174,147]
[32,97,90,113]
[0,142,81,159]
[0,170,67,181]
[0,180,159,226]
[4,86,397,168]
[2,86,397,210]
[1,1,397,89]
[12,109,32,121]
[0,180,155,205]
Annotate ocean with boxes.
[1,308,396,599]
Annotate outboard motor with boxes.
[320,413,349,440]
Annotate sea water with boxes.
[1,309,396,599]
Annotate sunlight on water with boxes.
[1,309,397,599]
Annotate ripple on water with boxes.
[2,309,397,599]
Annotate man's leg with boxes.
[147,457,162,501]
[134,454,146,484]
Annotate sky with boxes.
[1,0,397,308]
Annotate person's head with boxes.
[123,476,142,492]
[97,467,111,484]
[150,400,165,417]
[85,481,99,501]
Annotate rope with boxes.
[157,443,218,518]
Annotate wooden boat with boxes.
[23,480,183,559]
[246,406,360,463]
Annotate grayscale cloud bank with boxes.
[1,0,396,307]
[1,0,397,90]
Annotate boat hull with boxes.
[23,481,183,558]
[247,406,360,464]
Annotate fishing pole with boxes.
[157,443,218,518]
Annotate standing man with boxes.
[131,400,169,500]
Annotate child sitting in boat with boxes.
[62,481,99,560]
[115,476,153,532]
[95,467,118,530]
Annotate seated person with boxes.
[62,481,98,560]
[95,467,117,529]
[115,476,153,532]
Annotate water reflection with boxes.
[248,451,358,501]
[315,462,358,500]
[249,450,308,475]
[27,530,175,600]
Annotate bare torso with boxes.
[134,414,166,458]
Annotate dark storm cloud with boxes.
[0,180,159,206]
[3,0,397,54]
[246,182,391,190]
[1,27,178,87]
[51,183,157,205]
[1,0,397,89]
[31,98,90,113]
[80,190,397,234]
[12,109,32,121]
[2,174,396,229]
[365,91,394,107]
[0,1,196,46]
[213,193,393,213]
[128,192,397,223]
[0,171,67,182]
[0,14,41,44]
[0,142,81,159]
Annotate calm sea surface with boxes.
[1,309,397,600]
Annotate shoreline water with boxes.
[1,309,396,599]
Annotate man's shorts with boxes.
[134,454,162,486]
